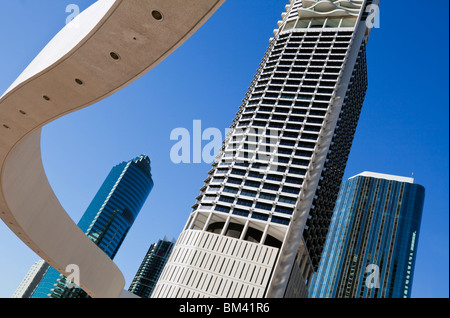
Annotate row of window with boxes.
[268,53,346,65]
[210,168,305,189]
[275,35,352,47]
[255,77,337,90]
[245,103,328,113]
[205,184,299,203]
[198,203,291,226]
[245,99,330,111]
[237,115,324,131]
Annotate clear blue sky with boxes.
[0,1,448,298]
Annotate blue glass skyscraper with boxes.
[309,172,425,298]
[30,155,153,298]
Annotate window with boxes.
[282,186,300,194]
[245,180,260,188]
[289,167,307,176]
[216,168,229,174]
[259,193,276,201]
[228,177,242,185]
[292,158,309,166]
[283,131,299,139]
[241,189,257,197]
[223,187,239,194]
[271,216,290,225]
[286,177,303,185]
[295,150,313,157]
[233,209,249,217]
[301,133,318,141]
[278,148,293,155]
[275,206,294,215]
[215,205,230,213]
[298,141,316,149]
[280,139,296,147]
[256,202,272,211]
[263,183,279,191]
[252,212,269,221]
[267,174,283,182]
[278,196,297,205]
[200,204,213,210]
[219,196,234,203]
[248,171,264,179]
[237,199,253,207]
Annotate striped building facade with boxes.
[309,172,425,298]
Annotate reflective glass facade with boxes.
[309,172,425,298]
[128,238,174,298]
[30,155,153,298]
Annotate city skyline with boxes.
[0,0,448,298]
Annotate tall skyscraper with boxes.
[128,237,175,298]
[11,259,50,298]
[153,0,380,298]
[309,172,425,298]
[29,155,154,298]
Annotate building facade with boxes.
[11,259,50,298]
[309,172,425,298]
[128,238,175,298]
[29,155,154,298]
[153,0,380,298]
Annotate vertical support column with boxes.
[220,215,232,236]
[260,223,270,245]
[202,212,214,231]
[240,220,250,240]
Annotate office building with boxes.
[309,172,425,298]
[129,237,175,298]
[152,0,380,298]
[11,259,50,298]
[29,155,153,298]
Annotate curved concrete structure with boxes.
[0,0,224,298]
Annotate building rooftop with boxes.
[350,171,415,184]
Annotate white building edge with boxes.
[351,171,416,184]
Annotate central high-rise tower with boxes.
[153,0,380,298]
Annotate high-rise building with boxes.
[29,155,154,298]
[153,0,380,298]
[309,172,425,298]
[128,237,175,298]
[11,259,50,298]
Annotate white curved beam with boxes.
[0,0,224,298]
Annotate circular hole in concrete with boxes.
[152,10,163,20]
[110,52,120,60]
[75,78,84,85]
[43,95,50,101]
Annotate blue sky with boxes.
[0,0,448,298]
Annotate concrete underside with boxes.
[0,0,224,298]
